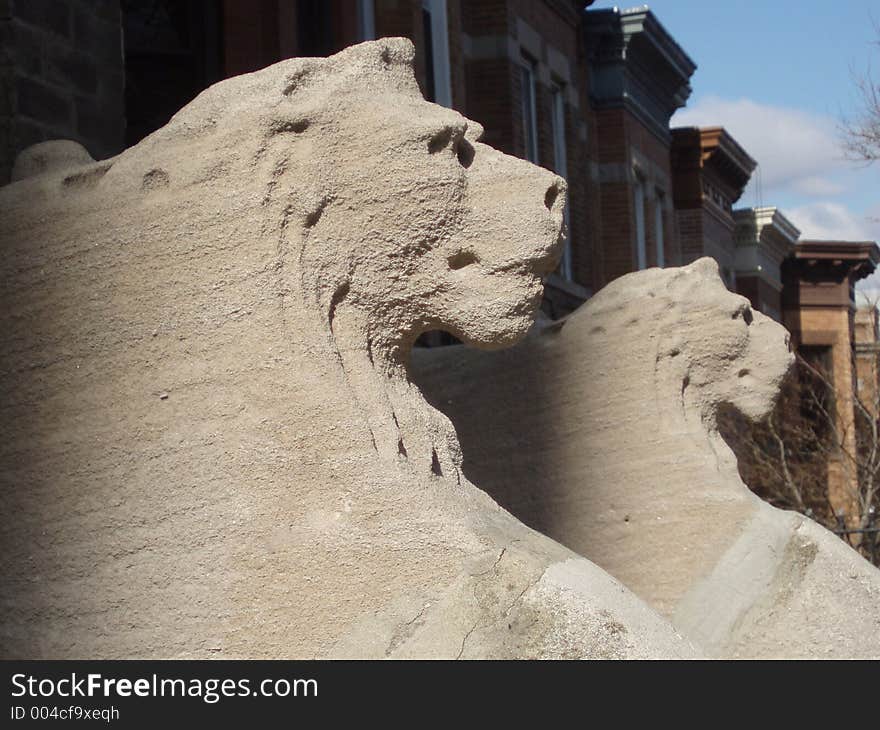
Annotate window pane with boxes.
[422,7,436,103]
[551,85,572,280]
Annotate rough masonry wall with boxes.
[594,107,676,288]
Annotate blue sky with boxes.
[590,0,880,264]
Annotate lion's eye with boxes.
[732,306,753,325]
[428,128,454,154]
[427,126,474,169]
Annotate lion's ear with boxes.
[342,37,415,70]
[688,256,721,278]
[373,37,416,67]
[327,37,418,91]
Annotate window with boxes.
[551,83,572,280]
[520,58,538,163]
[655,190,665,267]
[422,0,452,107]
[634,175,646,270]
[798,346,835,437]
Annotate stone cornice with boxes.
[792,240,880,283]
[585,7,696,143]
[671,126,756,210]
[795,239,880,262]
[734,206,800,264]
[698,127,756,196]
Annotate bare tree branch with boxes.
[840,22,880,163]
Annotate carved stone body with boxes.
[0,39,694,658]
[414,259,880,658]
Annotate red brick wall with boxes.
[464,57,514,153]
[625,111,671,172]
[595,107,626,165]
[676,208,703,263]
[460,1,596,297]
[598,182,634,283]
[578,35,601,293]
[462,0,509,34]
[511,0,574,37]
[737,275,782,319]
[593,106,675,289]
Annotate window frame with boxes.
[634,173,647,270]
[550,82,572,280]
[654,188,665,267]
[422,0,452,107]
[519,56,539,164]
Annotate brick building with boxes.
[732,206,800,323]
[670,126,755,287]
[583,7,695,295]
[2,1,878,345]
[782,240,880,518]
[855,303,880,420]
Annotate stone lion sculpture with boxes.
[413,258,880,658]
[0,39,696,658]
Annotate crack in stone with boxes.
[471,547,506,578]
[386,601,432,656]
[456,558,540,660]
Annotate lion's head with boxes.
[587,257,794,425]
[88,37,565,371]
[7,38,565,474]
[286,39,566,363]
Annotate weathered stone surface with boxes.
[413,258,880,658]
[0,39,694,659]
[10,138,93,181]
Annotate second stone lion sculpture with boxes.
[413,258,880,658]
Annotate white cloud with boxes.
[672,96,846,199]
[790,176,846,197]
[674,95,880,296]
[856,277,880,301]
[866,202,880,232]
[787,201,872,240]
[789,203,880,297]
